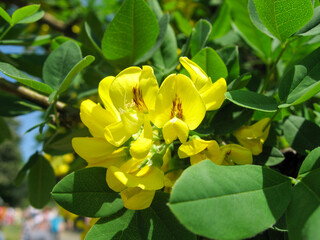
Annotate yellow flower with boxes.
[72,137,127,168]
[178,138,222,165]
[151,74,206,144]
[233,118,271,155]
[106,158,164,210]
[45,153,74,177]
[103,66,159,146]
[218,144,253,165]
[179,56,227,111]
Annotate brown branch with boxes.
[0,78,80,126]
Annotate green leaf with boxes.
[227,0,272,62]
[191,47,228,82]
[52,167,123,218]
[227,72,251,91]
[28,153,56,209]
[173,11,192,36]
[135,13,169,64]
[254,147,285,166]
[299,147,320,176]
[209,1,232,40]
[86,192,195,240]
[0,7,11,24]
[49,55,95,101]
[0,62,53,94]
[0,34,52,46]
[102,0,159,67]
[43,40,82,92]
[247,0,274,38]
[252,0,313,42]
[287,169,320,240]
[217,46,240,82]
[296,7,320,36]
[0,117,12,144]
[169,160,292,239]
[17,10,44,24]
[15,152,39,186]
[190,20,212,57]
[0,91,37,117]
[11,5,40,25]
[279,47,320,107]
[283,115,320,155]
[225,90,278,112]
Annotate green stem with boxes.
[260,43,287,94]
[263,108,281,132]
[0,25,13,41]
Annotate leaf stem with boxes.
[0,24,13,41]
[261,42,287,94]
[263,108,281,131]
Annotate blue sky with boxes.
[0,45,42,161]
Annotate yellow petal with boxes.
[178,138,210,158]
[130,137,153,159]
[179,56,209,90]
[106,167,127,192]
[152,74,206,130]
[139,66,159,111]
[162,117,189,144]
[200,78,227,111]
[251,118,270,142]
[219,144,253,165]
[120,111,144,134]
[80,100,115,138]
[107,164,164,190]
[190,154,206,165]
[104,121,131,147]
[98,76,120,121]
[120,188,155,210]
[72,137,127,167]
[109,67,141,110]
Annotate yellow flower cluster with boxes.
[72,57,269,210]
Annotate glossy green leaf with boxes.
[51,36,81,51]
[0,117,11,144]
[49,55,95,101]
[28,153,56,209]
[279,47,320,107]
[169,160,292,240]
[217,46,240,82]
[17,10,44,24]
[43,41,82,92]
[283,116,320,155]
[296,7,320,36]
[225,90,278,112]
[190,20,212,57]
[15,152,39,186]
[0,62,53,94]
[11,5,40,25]
[135,13,169,64]
[298,147,320,176]
[191,47,228,82]
[227,0,272,62]
[209,1,232,40]
[0,91,37,117]
[0,7,11,24]
[254,147,285,166]
[287,169,320,240]
[102,0,159,67]
[86,192,195,240]
[253,0,313,42]
[248,0,274,38]
[52,167,123,218]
